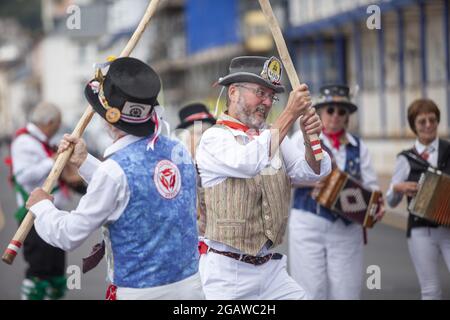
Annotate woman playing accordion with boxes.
[387,98,450,300]
[289,84,384,300]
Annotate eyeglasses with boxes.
[234,84,279,104]
[416,116,438,127]
[326,106,348,116]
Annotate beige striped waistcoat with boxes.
[202,132,292,256]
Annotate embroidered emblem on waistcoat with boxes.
[154,160,181,199]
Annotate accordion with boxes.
[314,169,382,228]
[408,168,450,227]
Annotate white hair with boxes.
[30,102,61,125]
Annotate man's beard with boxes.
[236,96,267,130]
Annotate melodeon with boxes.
[408,168,450,227]
[313,168,382,228]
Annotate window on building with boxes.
[404,7,421,88]
[361,28,380,90]
[384,13,400,89]
[295,38,345,94]
[322,41,340,85]
[426,3,446,84]
[296,42,318,93]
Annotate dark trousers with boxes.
[23,225,66,279]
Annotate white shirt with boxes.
[386,137,439,207]
[30,135,143,251]
[196,121,332,255]
[292,131,380,191]
[11,123,69,209]
[196,126,332,188]
[31,134,205,296]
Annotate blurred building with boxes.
[148,0,287,125]
[39,0,155,152]
[3,0,287,144]
[6,0,447,171]
[0,19,40,144]
[286,0,450,177]
[286,0,449,139]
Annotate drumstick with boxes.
[2,0,162,265]
[258,0,323,161]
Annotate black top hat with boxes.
[313,84,358,113]
[84,57,161,137]
[176,103,216,130]
[218,56,285,93]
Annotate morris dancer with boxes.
[387,98,450,300]
[25,57,204,300]
[289,84,384,300]
[8,102,82,300]
[196,56,332,299]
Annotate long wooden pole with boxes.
[0,200,5,232]
[2,0,161,265]
[258,0,323,160]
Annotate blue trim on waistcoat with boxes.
[293,135,361,224]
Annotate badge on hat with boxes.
[98,83,122,124]
[105,108,121,123]
[121,102,153,124]
[261,56,282,85]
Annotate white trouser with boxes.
[408,227,450,300]
[288,209,364,300]
[199,251,307,300]
[117,272,205,300]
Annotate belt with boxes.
[198,241,282,266]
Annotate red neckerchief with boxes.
[5,127,55,178]
[6,127,69,197]
[14,127,55,157]
[216,119,260,139]
[413,146,430,162]
[323,129,345,150]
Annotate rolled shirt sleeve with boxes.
[283,131,332,185]
[386,155,411,208]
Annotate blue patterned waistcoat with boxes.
[108,137,199,288]
[292,135,361,224]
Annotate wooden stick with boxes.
[2,0,161,265]
[258,0,323,161]
[0,200,5,232]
